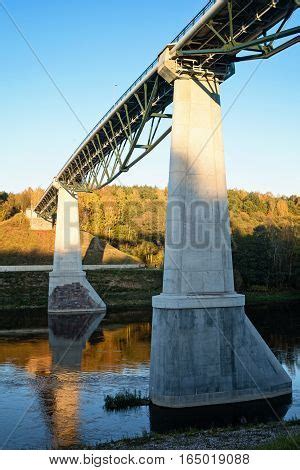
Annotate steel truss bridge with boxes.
[35,0,299,220]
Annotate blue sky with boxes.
[0,0,299,196]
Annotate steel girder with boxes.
[176,1,299,63]
[59,76,172,192]
[176,0,300,73]
[35,75,173,220]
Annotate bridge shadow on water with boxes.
[149,395,292,434]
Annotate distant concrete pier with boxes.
[48,184,106,315]
[25,208,53,230]
[150,69,291,408]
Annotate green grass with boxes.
[257,433,300,450]
[0,267,298,329]
[0,268,162,328]
[2,268,298,312]
[87,269,163,310]
[246,291,300,304]
[104,391,149,411]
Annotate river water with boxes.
[0,302,299,449]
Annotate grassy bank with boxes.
[257,433,300,450]
[71,420,300,450]
[0,269,162,329]
[245,291,300,304]
[0,269,299,310]
[0,269,162,311]
[0,269,299,330]
[0,213,140,266]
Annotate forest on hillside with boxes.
[0,186,299,291]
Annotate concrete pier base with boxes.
[150,72,292,408]
[48,185,106,315]
[150,302,291,408]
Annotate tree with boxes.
[0,192,8,203]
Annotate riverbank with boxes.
[0,269,163,313]
[0,269,299,330]
[0,269,299,310]
[84,421,300,450]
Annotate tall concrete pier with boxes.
[48,183,106,315]
[150,69,291,408]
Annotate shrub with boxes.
[104,390,149,411]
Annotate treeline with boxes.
[0,188,44,222]
[78,186,300,291]
[1,185,299,291]
[229,190,299,290]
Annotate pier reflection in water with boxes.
[0,302,299,449]
[45,312,104,448]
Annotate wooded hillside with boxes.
[0,186,299,291]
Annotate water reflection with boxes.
[43,313,104,448]
[247,303,300,380]
[0,302,299,449]
[48,313,104,369]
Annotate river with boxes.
[0,302,299,449]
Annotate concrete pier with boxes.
[48,185,106,315]
[150,74,291,408]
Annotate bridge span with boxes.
[35,0,299,220]
[33,1,299,410]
